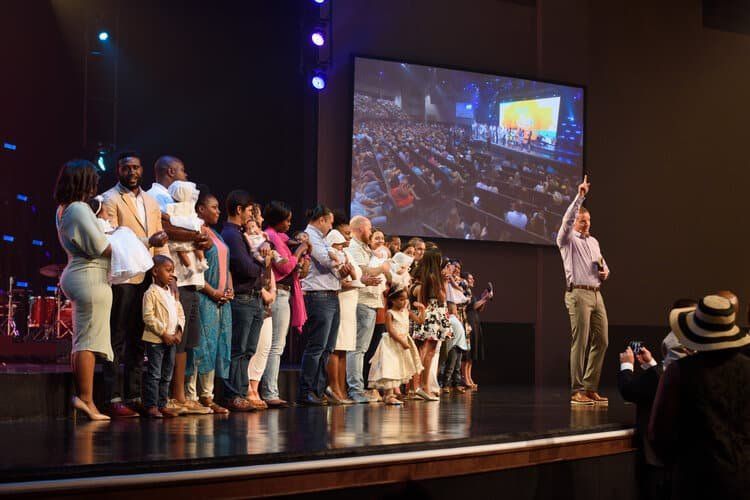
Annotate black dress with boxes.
[466,296,484,362]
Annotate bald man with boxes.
[346,215,389,403]
[146,156,212,415]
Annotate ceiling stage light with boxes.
[98,31,109,41]
[311,73,327,90]
[311,30,325,47]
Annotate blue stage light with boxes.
[3,142,16,151]
[97,156,106,171]
[16,281,28,288]
[16,194,28,202]
[311,30,325,47]
[311,73,326,90]
[465,104,473,110]
[313,0,326,4]
[46,286,58,293]
[98,31,109,41]
[32,240,43,247]
[3,235,14,243]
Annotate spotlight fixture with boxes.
[311,29,325,47]
[98,31,109,41]
[95,143,110,171]
[313,0,327,4]
[311,71,327,90]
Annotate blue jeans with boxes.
[260,289,290,400]
[224,293,264,399]
[346,304,377,397]
[298,292,340,399]
[143,342,176,409]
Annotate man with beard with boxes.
[101,151,169,417]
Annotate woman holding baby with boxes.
[259,201,310,407]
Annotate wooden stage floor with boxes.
[0,386,635,497]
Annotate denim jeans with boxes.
[298,292,340,399]
[441,347,463,387]
[223,293,264,399]
[260,289,290,400]
[143,342,176,408]
[346,304,377,397]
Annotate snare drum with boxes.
[28,296,56,328]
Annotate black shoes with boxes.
[296,393,326,406]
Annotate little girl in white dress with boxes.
[166,181,209,279]
[89,196,153,284]
[368,285,425,405]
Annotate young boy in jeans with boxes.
[142,255,185,418]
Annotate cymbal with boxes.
[39,264,66,278]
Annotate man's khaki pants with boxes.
[564,288,608,393]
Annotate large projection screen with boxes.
[350,56,585,245]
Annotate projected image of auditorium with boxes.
[350,57,585,245]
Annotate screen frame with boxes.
[346,54,588,248]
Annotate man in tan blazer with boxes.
[100,151,169,418]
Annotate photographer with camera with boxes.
[618,298,696,500]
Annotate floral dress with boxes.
[409,283,451,342]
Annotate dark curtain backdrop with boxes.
[0,0,316,294]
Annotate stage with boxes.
[0,387,636,498]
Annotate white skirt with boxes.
[108,227,153,284]
[335,289,358,351]
[368,333,423,389]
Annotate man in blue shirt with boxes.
[220,190,268,412]
[297,205,354,405]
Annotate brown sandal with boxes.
[199,397,229,414]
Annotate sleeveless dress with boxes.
[367,308,423,389]
[335,249,362,351]
[409,283,451,342]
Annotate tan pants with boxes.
[564,289,608,393]
[186,369,216,401]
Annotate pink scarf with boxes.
[265,227,307,333]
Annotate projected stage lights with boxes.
[98,31,109,41]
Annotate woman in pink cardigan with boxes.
[259,201,310,407]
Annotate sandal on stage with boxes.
[385,395,403,406]
[72,396,110,421]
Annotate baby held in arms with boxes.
[166,181,209,279]
[244,219,287,265]
[89,195,153,284]
[389,247,414,287]
[324,229,351,278]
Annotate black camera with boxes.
[628,340,645,355]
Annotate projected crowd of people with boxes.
[350,59,584,245]
[351,109,579,243]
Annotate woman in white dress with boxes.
[325,223,362,404]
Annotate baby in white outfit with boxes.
[244,219,286,265]
[166,181,208,279]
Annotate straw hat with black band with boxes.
[669,294,750,352]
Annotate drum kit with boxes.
[1,264,72,341]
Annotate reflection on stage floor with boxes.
[0,386,634,483]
